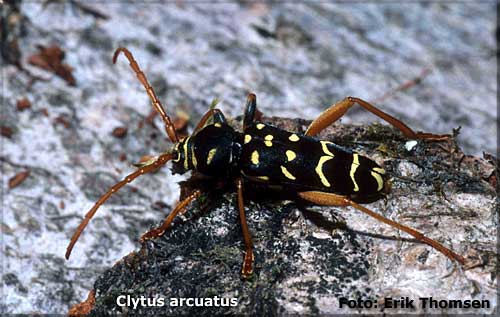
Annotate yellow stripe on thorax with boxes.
[191,143,197,168]
[183,137,190,170]
[207,148,217,165]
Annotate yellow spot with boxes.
[371,171,384,191]
[207,148,217,165]
[286,150,296,162]
[289,134,300,142]
[315,156,334,187]
[350,154,360,192]
[264,134,273,147]
[373,167,386,175]
[214,123,222,128]
[280,166,296,180]
[251,151,259,165]
[256,123,265,130]
[241,170,268,182]
[191,144,197,168]
[320,141,335,157]
[183,137,190,170]
[244,134,252,144]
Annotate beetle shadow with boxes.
[295,201,424,245]
[177,173,422,246]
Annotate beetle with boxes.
[65,47,465,278]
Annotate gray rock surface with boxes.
[83,119,497,315]
[1,1,497,314]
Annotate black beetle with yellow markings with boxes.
[65,47,466,278]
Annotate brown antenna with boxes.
[65,152,175,259]
[113,47,178,143]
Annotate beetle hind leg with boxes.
[298,191,466,265]
[305,97,450,140]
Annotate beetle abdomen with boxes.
[240,123,387,199]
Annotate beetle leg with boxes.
[298,191,466,265]
[193,108,227,134]
[113,47,179,143]
[242,93,263,127]
[243,93,257,130]
[236,177,255,278]
[305,97,450,140]
[66,152,176,260]
[140,189,202,242]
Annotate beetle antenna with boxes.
[113,47,179,143]
[65,152,176,260]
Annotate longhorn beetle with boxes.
[65,47,466,278]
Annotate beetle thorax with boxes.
[171,123,241,177]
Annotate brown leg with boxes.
[140,189,202,242]
[242,93,264,130]
[298,191,465,265]
[193,108,224,133]
[236,177,254,278]
[66,152,176,260]
[113,47,179,143]
[305,97,450,140]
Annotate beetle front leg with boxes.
[243,93,257,129]
[235,177,255,278]
[298,191,466,265]
[193,108,227,134]
[305,97,450,141]
[243,93,264,129]
[140,189,202,242]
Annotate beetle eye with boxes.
[172,143,183,163]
